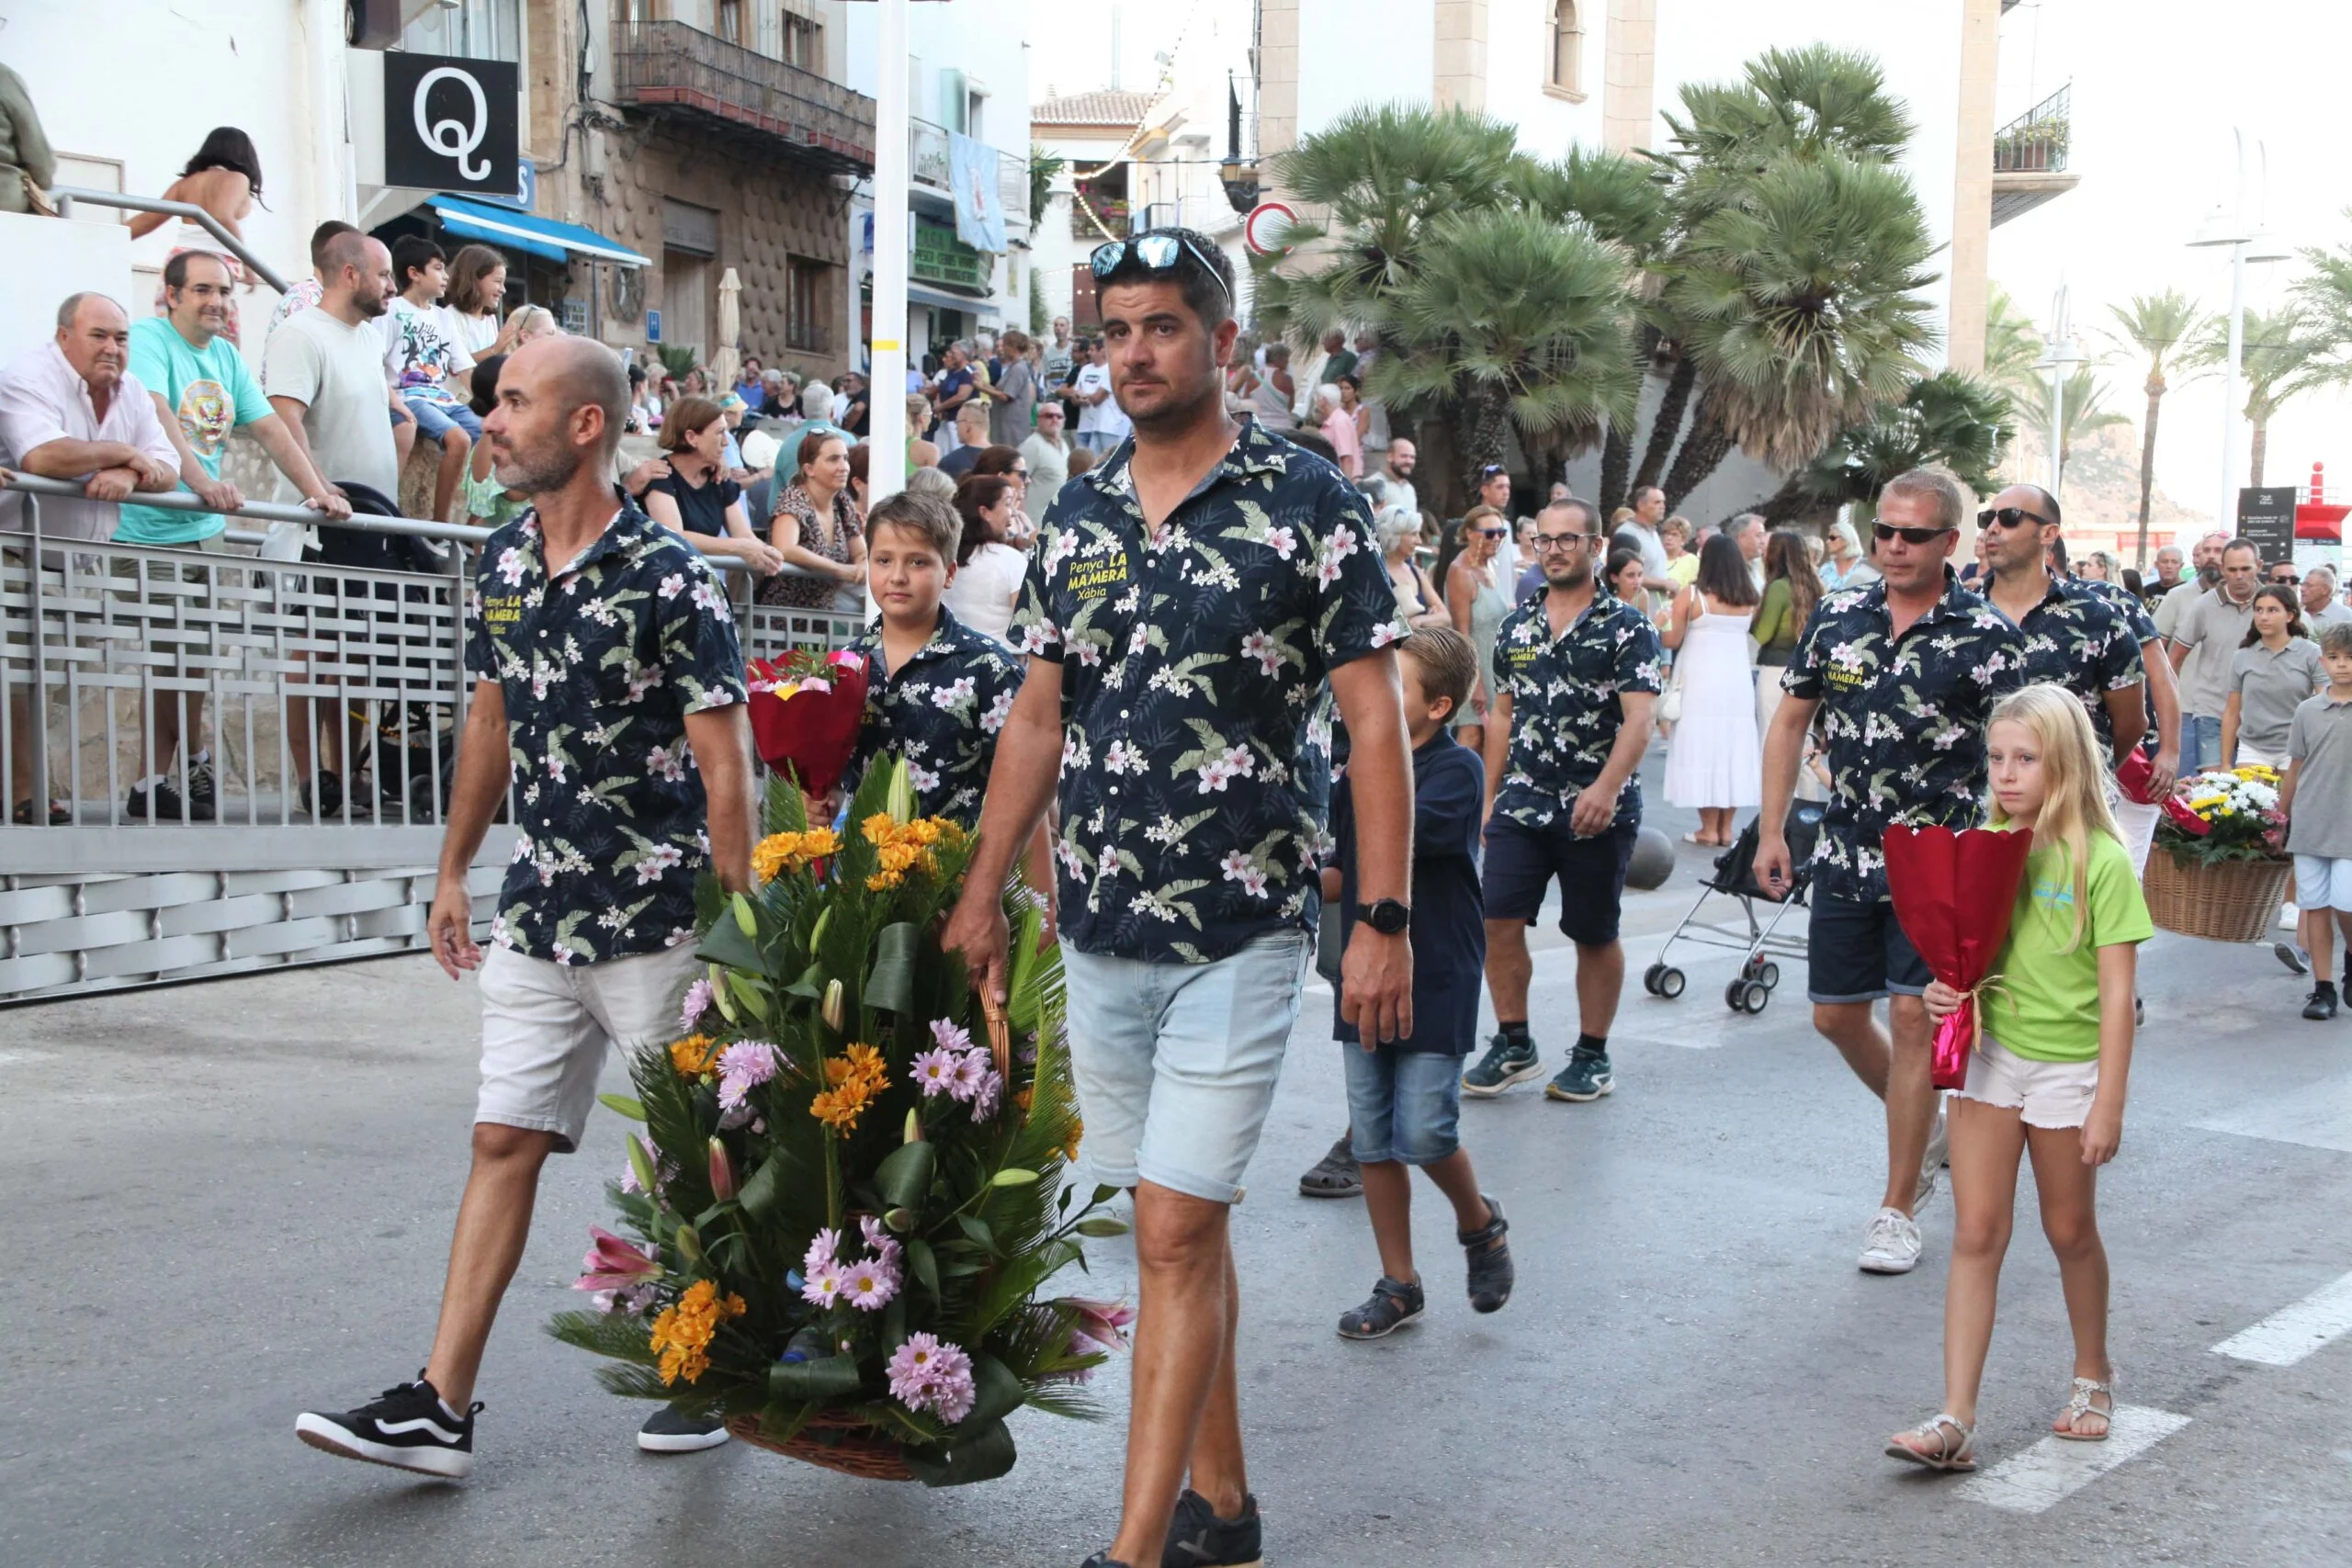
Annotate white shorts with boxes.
[1956,1035,2099,1130]
[2110,795,2159,874]
[475,941,700,1153]
[2295,855,2352,914]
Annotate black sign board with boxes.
[384,52,520,197]
[2237,486,2298,566]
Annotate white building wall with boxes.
[1297,0,1437,139]
[1480,1,1611,155]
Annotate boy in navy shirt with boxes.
[1327,627,1515,1338]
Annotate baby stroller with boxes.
[1644,801,1826,1015]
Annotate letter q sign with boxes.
[384,52,520,198]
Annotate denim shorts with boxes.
[405,397,483,443]
[1058,928,1311,1203]
[1806,888,1931,1004]
[1344,1046,1464,1167]
[475,940,700,1153]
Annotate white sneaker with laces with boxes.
[1859,1206,1923,1275]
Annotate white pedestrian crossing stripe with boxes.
[2190,1071,2352,1155]
[2212,1269,2352,1366]
[1957,1404,2191,1513]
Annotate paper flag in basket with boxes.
[1882,824,2037,1091]
[746,649,870,796]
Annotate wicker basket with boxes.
[727,1410,913,1481]
[2143,850,2293,943]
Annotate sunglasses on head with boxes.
[1976,506,2052,531]
[1478,465,1508,479]
[1874,523,1957,547]
[1089,233,1231,302]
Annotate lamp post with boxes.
[2188,130,2293,532]
[2034,285,2085,498]
[866,0,911,508]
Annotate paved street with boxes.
[6,773,2349,1568]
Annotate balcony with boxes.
[608,18,876,175]
[1991,84,2078,228]
[909,117,1030,238]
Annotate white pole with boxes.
[2048,360,2065,496]
[868,0,911,507]
[2218,130,2247,532]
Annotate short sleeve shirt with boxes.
[381,296,473,405]
[845,604,1023,825]
[1781,570,2025,904]
[1993,575,2143,750]
[1985,833,2154,1062]
[644,467,741,538]
[465,505,748,964]
[2172,587,2257,715]
[2287,694,2352,859]
[1488,586,1666,830]
[1011,419,1408,963]
[119,317,275,545]
[2230,637,2325,755]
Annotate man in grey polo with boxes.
[2168,536,2261,772]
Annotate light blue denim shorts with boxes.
[1058,928,1311,1203]
[1344,1046,1464,1167]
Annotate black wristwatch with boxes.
[1360,897,1411,935]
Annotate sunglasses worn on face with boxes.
[1089,233,1231,302]
[1977,506,2052,531]
[1874,523,1956,546]
[1473,527,1505,538]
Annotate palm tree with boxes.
[2191,306,2328,486]
[1752,369,2012,525]
[2103,290,2208,569]
[2290,211,2352,379]
[2016,367,2127,491]
[1373,208,1641,487]
[1983,285,2045,404]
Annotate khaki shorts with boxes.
[107,530,246,594]
[475,939,701,1154]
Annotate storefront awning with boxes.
[905,282,997,313]
[426,196,650,267]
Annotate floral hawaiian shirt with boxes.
[1993,575,2144,750]
[845,604,1023,825]
[1781,568,2026,904]
[1011,419,1407,964]
[466,505,748,964]
[1488,586,1666,829]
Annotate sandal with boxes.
[1337,1276,1424,1340]
[1297,1132,1363,1199]
[2054,1375,2114,1441]
[1885,1413,1976,1472]
[12,797,69,825]
[1459,1193,1514,1314]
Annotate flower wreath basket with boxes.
[2144,764,2294,944]
[549,758,1129,1486]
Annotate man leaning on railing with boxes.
[0,292,179,825]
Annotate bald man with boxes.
[297,335,758,1474]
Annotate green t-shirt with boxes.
[1984,831,2153,1062]
[119,316,272,545]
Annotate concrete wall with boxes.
[1297,0,1438,139]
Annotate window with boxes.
[782,6,824,72]
[1548,1,1584,97]
[786,257,831,353]
[716,0,743,45]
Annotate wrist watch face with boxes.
[1365,898,1409,934]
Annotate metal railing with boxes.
[2,475,861,840]
[49,187,290,296]
[608,17,877,175]
[1993,85,2072,175]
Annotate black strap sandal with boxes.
[1337,1275,1424,1340]
[1297,1132,1363,1198]
[1459,1193,1515,1314]
[13,797,68,825]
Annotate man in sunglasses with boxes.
[1758,468,2024,1277]
[942,228,1414,1568]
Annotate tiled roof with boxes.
[1032,89,1157,128]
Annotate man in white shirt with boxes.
[0,292,181,820]
[2301,564,2351,629]
[1018,400,1072,529]
[1071,338,1127,453]
[1365,437,1419,522]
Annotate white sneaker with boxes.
[1860,1206,1923,1274]
[1916,1107,1949,1213]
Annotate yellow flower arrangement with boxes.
[669,1034,720,1077]
[859,814,967,891]
[810,1042,890,1131]
[648,1278,747,1384]
[752,826,843,882]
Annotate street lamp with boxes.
[2188,130,2292,530]
[2034,286,2085,498]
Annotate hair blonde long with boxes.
[1984,682,2121,953]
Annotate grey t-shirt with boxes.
[263,306,400,503]
[2154,576,2205,642]
[2306,598,2352,630]
[2287,694,2352,859]
[2229,637,2325,755]
[2171,586,2257,716]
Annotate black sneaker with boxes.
[1459,1194,1514,1314]
[300,767,345,818]
[1297,1132,1362,1198]
[638,1404,731,1452]
[1337,1275,1425,1341]
[1162,1486,1263,1567]
[187,757,218,817]
[1544,1047,1614,1102]
[296,1372,479,1479]
[2305,983,2339,1021]
[1080,1557,1135,1568]
[126,778,213,822]
[1461,1033,1541,1098]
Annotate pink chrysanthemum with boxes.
[680,977,714,1032]
[717,1041,780,1109]
[803,1226,842,1277]
[947,1049,989,1102]
[910,1046,962,1098]
[800,1259,846,1309]
[859,1214,903,1266]
[842,1253,900,1311]
[967,1066,1002,1121]
[929,1018,973,1054]
[887,1332,977,1422]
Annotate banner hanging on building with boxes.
[384,52,521,198]
[947,132,1006,255]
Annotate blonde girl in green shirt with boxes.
[1887,682,2153,1472]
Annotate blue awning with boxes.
[426,196,650,268]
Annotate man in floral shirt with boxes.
[297,336,754,1478]
[942,230,1413,1568]
[1758,468,2024,1279]
[1462,499,1664,1107]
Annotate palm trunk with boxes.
[2134,380,2163,571]
[1598,423,1633,515]
[1660,390,1736,514]
[1756,470,1814,525]
[2249,416,2267,489]
[1459,384,1514,497]
[1632,355,1696,499]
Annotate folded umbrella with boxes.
[1883,825,2038,1091]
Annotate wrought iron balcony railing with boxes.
[1993,84,2071,175]
[608,17,876,175]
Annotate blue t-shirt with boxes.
[1331,729,1487,1055]
[119,317,272,545]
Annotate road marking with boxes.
[1957,1404,2190,1513]
[2212,1269,2352,1366]
[2190,1071,2352,1155]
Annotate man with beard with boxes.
[295,336,754,1476]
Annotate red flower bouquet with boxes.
[747,649,871,795]
[1883,825,2037,1090]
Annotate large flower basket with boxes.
[548,758,1131,1487]
[2143,850,2293,944]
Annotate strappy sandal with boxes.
[12,797,68,825]
[1459,1193,1514,1314]
[1884,1413,1976,1472]
[1297,1133,1363,1198]
[2054,1375,2114,1441]
[1337,1276,1424,1341]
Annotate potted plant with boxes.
[2143,764,2294,942]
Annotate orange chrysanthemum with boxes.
[648,1278,748,1384]
[670,1034,720,1076]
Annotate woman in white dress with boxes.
[1662,533,1763,846]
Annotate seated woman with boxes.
[639,394,787,579]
